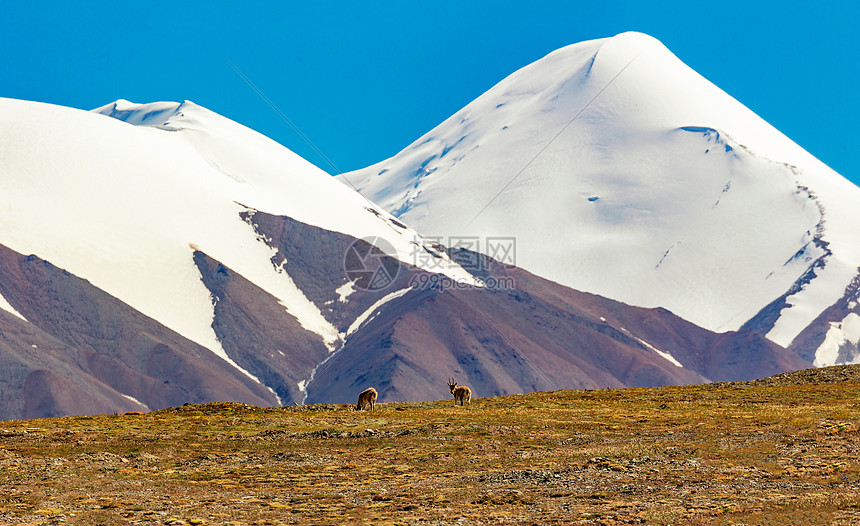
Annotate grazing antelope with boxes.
[447,378,472,406]
[356,387,378,411]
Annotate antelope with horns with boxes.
[447,378,472,406]
[356,387,378,411]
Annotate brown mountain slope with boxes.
[303,252,808,404]
[0,244,275,419]
[504,265,810,382]
[192,250,332,405]
[0,308,143,419]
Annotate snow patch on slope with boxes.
[0,292,27,322]
[120,393,151,411]
[228,207,341,349]
[620,326,684,368]
[345,287,412,338]
[633,336,683,368]
[813,313,860,366]
[336,280,357,303]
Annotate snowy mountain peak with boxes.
[340,32,860,365]
[596,30,667,53]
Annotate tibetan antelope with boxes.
[447,378,472,406]
[356,387,378,411]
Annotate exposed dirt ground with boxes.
[1,366,860,525]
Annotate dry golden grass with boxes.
[1,375,859,525]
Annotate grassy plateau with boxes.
[1,366,859,525]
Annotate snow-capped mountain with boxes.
[340,32,860,366]
[0,97,474,416]
[0,94,807,418]
[5,96,481,349]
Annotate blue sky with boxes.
[2,1,857,184]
